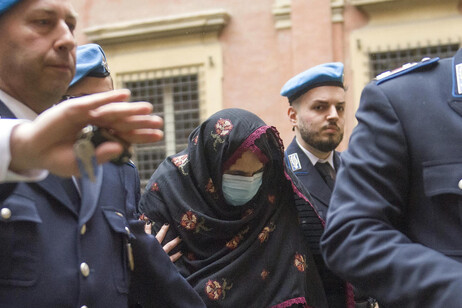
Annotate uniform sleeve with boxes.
[139,186,175,233]
[320,83,462,307]
[0,119,48,183]
[123,165,204,307]
[128,220,206,308]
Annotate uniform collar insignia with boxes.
[452,48,462,98]
[288,153,301,171]
[455,63,462,95]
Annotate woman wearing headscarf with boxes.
[139,108,327,307]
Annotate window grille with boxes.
[369,44,459,79]
[119,66,203,189]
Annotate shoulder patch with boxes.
[375,57,439,85]
[288,153,302,171]
[454,62,462,97]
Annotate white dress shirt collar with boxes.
[0,89,47,182]
[295,137,335,170]
[0,89,38,120]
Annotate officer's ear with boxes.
[287,105,297,132]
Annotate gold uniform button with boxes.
[458,179,462,190]
[81,306,88,308]
[1,208,11,220]
[125,226,130,235]
[80,224,87,235]
[115,212,124,217]
[80,262,90,277]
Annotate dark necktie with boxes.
[315,162,336,190]
[61,177,81,211]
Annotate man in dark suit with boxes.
[0,1,205,307]
[280,62,349,307]
[320,50,462,306]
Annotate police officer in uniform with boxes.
[281,62,344,221]
[0,1,205,307]
[281,63,377,308]
[321,50,462,306]
[280,63,348,307]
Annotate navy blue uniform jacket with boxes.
[0,101,205,308]
[285,137,340,221]
[321,50,462,307]
[285,138,348,308]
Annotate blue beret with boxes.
[280,62,344,103]
[0,0,21,16]
[70,44,110,87]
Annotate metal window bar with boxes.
[369,44,459,79]
[118,66,203,189]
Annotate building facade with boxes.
[71,0,462,187]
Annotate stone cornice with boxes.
[272,0,291,29]
[349,0,396,6]
[331,0,345,23]
[84,9,230,44]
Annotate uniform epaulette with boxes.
[375,57,440,85]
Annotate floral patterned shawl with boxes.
[139,108,327,307]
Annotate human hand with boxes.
[9,89,163,177]
[144,221,182,262]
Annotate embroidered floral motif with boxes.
[180,211,211,233]
[267,194,276,204]
[211,118,233,150]
[258,222,276,244]
[294,253,307,272]
[150,182,159,192]
[205,279,233,301]
[186,252,197,261]
[171,154,189,175]
[180,211,197,230]
[193,135,199,145]
[205,178,219,200]
[261,269,270,280]
[225,226,250,250]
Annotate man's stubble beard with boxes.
[299,124,343,153]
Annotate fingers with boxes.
[53,89,132,126]
[163,236,181,254]
[156,223,170,243]
[97,114,163,132]
[116,129,164,144]
[53,90,156,133]
[80,89,131,109]
[89,102,154,125]
[30,90,134,148]
[170,251,183,263]
[68,89,132,119]
[94,141,125,165]
[90,103,164,145]
[144,222,152,235]
[155,223,182,261]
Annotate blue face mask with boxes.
[222,172,263,206]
